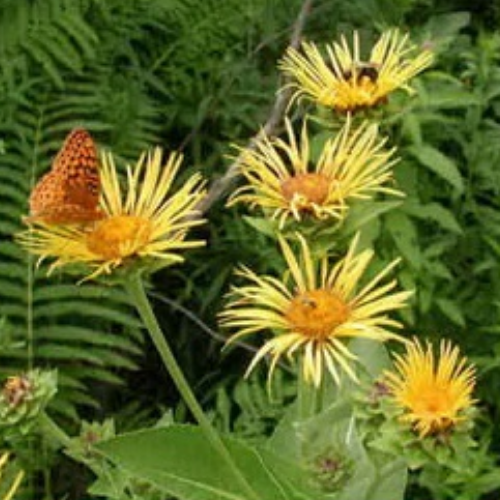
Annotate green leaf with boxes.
[408,145,464,193]
[384,211,421,269]
[349,338,391,378]
[243,215,280,238]
[424,12,471,47]
[436,298,466,327]
[33,301,141,327]
[56,13,97,60]
[96,425,297,500]
[35,326,141,353]
[405,202,463,234]
[87,467,132,498]
[269,397,407,500]
[365,458,407,500]
[343,200,403,236]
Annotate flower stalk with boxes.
[297,360,320,424]
[125,273,260,500]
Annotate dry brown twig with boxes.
[196,0,314,215]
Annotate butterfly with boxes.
[26,128,104,225]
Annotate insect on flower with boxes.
[26,128,104,225]
[342,62,381,84]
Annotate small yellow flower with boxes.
[385,338,476,437]
[220,233,411,387]
[18,149,206,279]
[279,29,433,113]
[229,118,399,228]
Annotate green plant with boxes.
[1,1,500,499]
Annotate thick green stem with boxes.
[125,274,259,500]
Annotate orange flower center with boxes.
[281,173,330,210]
[411,386,453,415]
[285,289,350,340]
[86,215,152,259]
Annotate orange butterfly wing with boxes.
[28,129,104,224]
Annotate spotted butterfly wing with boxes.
[27,129,104,224]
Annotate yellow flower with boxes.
[220,233,411,387]
[0,452,24,500]
[279,29,433,113]
[385,338,476,437]
[18,149,206,279]
[229,118,400,228]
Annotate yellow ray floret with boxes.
[229,117,400,228]
[220,233,412,387]
[385,338,476,437]
[280,29,434,112]
[18,148,206,279]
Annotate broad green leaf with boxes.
[269,397,407,500]
[408,145,464,193]
[97,425,296,500]
[365,458,407,500]
[349,338,391,378]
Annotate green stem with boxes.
[125,274,259,500]
[39,412,72,450]
[296,362,318,423]
[296,363,322,468]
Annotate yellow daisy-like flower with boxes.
[385,338,476,437]
[279,29,434,113]
[220,233,411,387]
[229,117,399,228]
[18,149,206,279]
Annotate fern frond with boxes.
[0,111,146,422]
[0,0,97,89]
[35,326,142,355]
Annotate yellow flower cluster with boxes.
[220,29,475,438]
[18,28,476,441]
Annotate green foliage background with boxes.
[0,0,499,498]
